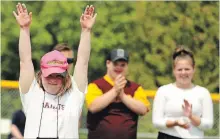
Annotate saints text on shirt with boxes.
[43,102,65,110]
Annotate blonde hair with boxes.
[172,46,195,68]
[36,71,72,96]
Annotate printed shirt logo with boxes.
[117,49,125,57]
[43,102,65,110]
[47,60,64,66]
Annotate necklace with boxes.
[37,92,59,139]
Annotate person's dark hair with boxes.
[172,46,195,67]
[53,43,72,52]
[53,43,75,64]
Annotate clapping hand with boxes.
[182,99,192,118]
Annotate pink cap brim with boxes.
[41,67,66,77]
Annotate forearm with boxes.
[120,94,148,115]
[19,27,35,94]
[88,88,118,113]
[19,27,32,62]
[77,29,91,64]
[11,125,23,139]
[73,30,91,92]
[189,114,201,126]
[166,120,177,128]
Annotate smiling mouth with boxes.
[48,83,58,85]
[114,70,122,74]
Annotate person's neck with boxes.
[106,73,115,81]
[174,82,194,89]
[46,91,59,96]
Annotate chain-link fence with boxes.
[1,87,219,139]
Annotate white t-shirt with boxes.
[152,83,213,139]
[20,77,85,138]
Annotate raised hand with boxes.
[182,99,192,118]
[80,5,97,30]
[13,3,32,28]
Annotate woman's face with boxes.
[41,73,64,95]
[173,58,195,88]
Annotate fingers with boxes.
[17,3,23,14]
[22,3,28,14]
[89,5,94,17]
[118,80,127,88]
[93,13,97,20]
[115,75,127,89]
[84,5,90,15]
[15,3,28,15]
[115,74,125,82]
[16,4,21,15]
[13,11,18,18]
[29,12,32,21]
[184,124,190,129]
[80,13,83,22]
[184,99,190,107]
[83,5,95,17]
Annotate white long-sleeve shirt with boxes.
[152,83,213,138]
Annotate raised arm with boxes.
[13,3,34,94]
[74,5,97,93]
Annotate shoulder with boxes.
[128,80,140,87]
[155,83,174,97]
[124,80,141,93]
[157,83,174,91]
[92,77,105,84]
[194,85,209,91]
[194,85,210,96]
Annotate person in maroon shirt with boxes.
[86,49,151,139]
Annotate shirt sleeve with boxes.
[85,83,103,107]
[11,111,20,126]
[198,88,213,130]
[152,87,173,130]
[133,86,150,109]
[19,79,37,114]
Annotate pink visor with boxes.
[40,50,68,77]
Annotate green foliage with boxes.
[1,4,219,137]
[1,1,219,93]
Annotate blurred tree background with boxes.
[1,1,219,93]
[1,1,219,138]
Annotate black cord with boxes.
[37,92,59,139]
[38,91,46,137]
[57,97,59,138]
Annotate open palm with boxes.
[13,3,32,28]
[182,99,192,117]
[80,5,97,30]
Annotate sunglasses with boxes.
[67,58,75,64]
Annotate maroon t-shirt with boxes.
[87,77,140,139]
